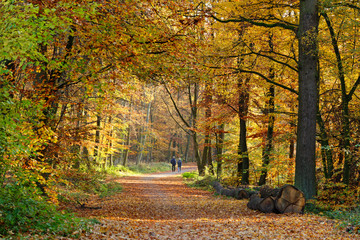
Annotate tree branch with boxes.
[348,75,360,101]
[162,81,191,129]
[210,13,297,32]
[161,96,191,135]
[238,69,298,95]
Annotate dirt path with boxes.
[71,164,356,239]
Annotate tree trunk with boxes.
[295,0,319,199]
[136,100,151,165]
[107,116,113,167]
[184,132,191,162]
[167,137,173,162]
[259,35,275,185]
[190,82,205,175]
[239,117,249,185]
[317,111,333,179]
[216,123,225,179]
[94,114,101,166]
[203,80,214,175]
[259,84,275,186]
[322,12,358,185]
[123,98,132,167]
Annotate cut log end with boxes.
[275,185,306,214]
[247,184,306,214]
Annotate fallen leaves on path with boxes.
[62,167,357,239]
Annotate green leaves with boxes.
[0,183,96,237]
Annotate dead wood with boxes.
[246,184,306,214]
[274,185,306,214]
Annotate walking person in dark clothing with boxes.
[177,157,182,173]
[170,156,176,172]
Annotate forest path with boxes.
[71,164,354,239]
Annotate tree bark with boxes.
[295,0,319,199]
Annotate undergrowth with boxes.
[0,183,99,238]
[182,171,216,192]
[305,182,360,234]
[58,169,123,207]
[306,201,360,234]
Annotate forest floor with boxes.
[64,163,357,239]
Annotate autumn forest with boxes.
[1,0,360,238]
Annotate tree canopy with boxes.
[1,0,360,206]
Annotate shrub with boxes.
[183,171,216,192]
[182,172,196,179]
[0,184,98,237]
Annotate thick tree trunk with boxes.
[295,0,319,199]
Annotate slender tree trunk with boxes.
[107,116,113,167]
[94,114,101,166]
[321,12,357,185]
[216,123,225,179]
[136,101,151,164]
[317,110,333,179]
[167,137,173,162]
[123,98,132,167]
[184,132,191,162]
[259,85,275,186]
[237,75,250,185]
[295,0,319,199]
[172,134,177,157]
[203,80,214,174]
[239,118,249,184]
[190,82,205,175]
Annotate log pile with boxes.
[212,181,306,214]
[211,181,255,200]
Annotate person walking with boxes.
[177,157,182,173]
[170,156,176,172]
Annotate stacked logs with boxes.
[212,182,306,214]
[212,181,256,200]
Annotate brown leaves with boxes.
[63,166,356,239]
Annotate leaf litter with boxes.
[59,166,357,240]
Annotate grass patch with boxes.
[182,171,197,179]
[182,171,216,192]
[99,162,172,176]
